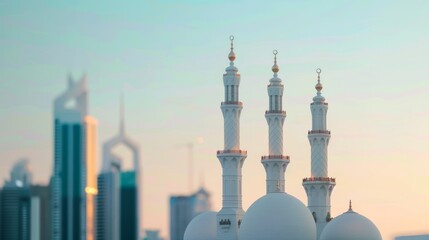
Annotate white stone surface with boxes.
[184,211,217,240]
[217,38,247,240]
[266,115,285,155]
[239,193,316,240]
[262,56,289,194]
[262,159,287,193]
[309,135,329,177]
[320,209,382,240]
[303,73,335,239]
[222,106,242,150]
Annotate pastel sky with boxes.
[1,1,428,239]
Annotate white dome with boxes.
[239,193,316,240]
[320,208,382,240]
[184,211,217,240]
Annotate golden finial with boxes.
[349,200,353,211]
[272,50,279,73]
[315,68,323,91]
[228,35,236,62]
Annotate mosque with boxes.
[183,36,383,240]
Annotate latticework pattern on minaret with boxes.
[268,116,284,155]
[223,108,241,150]
[310,137,329,177]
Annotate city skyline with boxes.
[1,1,429,239]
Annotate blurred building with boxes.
[0,160,51,240]
[96,96,141,240]
[51,75,98,240]
[395,235,429,240]
[96,171,119,240]
[120,171,138,240]
[0,184,30,240]
[30,184,52,240]
[9,158,33,187]
[143,230,164,240]
[169,188,211,240]
[1,159,32,240]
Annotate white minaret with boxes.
[302,69,336,239]
[216,35,247,240]
[261,50,290,194]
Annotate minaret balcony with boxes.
[222,101,243,106]
[308,130,331,134]
[217,150,247,155]
[310,102,328,106]
[302,177,335,183]
[261,155,290,160]
[265,110,286,114]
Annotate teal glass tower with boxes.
[52,75,98,240]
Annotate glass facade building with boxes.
[169,188,211,240]
[120,171,138,240]
[96,105,141,240]
[52,76,97,240]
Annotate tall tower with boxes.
[261,50,290,194]
[52,75,98,240]
[0,160,32,240]
[96,95,141,240]
[302,69,336,239]
[216,35,247,240]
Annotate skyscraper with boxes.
[120,171,138,240]
[0,159,51,240]
[52,75,98,240]
[0,184,31,240]
[170,188,211,240]
[9,158,33,187]
[96,96,141,240]
[96,171,119,240]
[0,159,32,240]
[30,184,52,240]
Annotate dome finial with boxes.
[349,200,353,211]
[228,35,236,62]
[315,68,323,92]
[272,50,279,74]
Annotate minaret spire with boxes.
[315,68,323,93]
[317,68,321,83]
[216,35,247,240]
[262,50,289,194]
[272,50,279,77]
[228,35,236,64]
[303,68,336,239]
